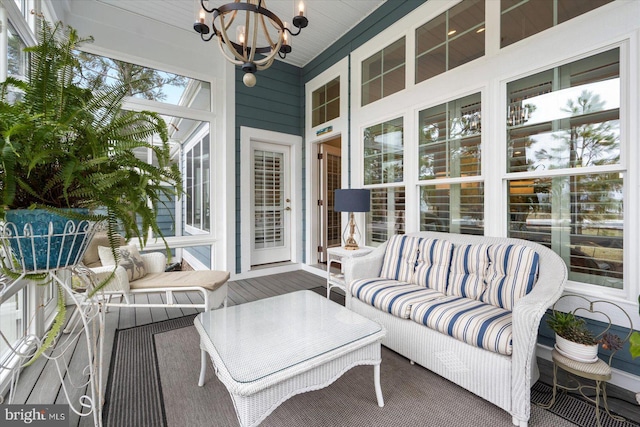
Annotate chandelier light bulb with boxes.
[243,73,257,87]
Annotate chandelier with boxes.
[194,0,308,87]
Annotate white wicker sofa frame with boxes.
[344,231,567,427]
[81,233,229,311]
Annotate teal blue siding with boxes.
[235,61,303,273]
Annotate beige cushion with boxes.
[83,233,126,268]
[98,245,147,282]
[130,270,230,292]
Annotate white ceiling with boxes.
[94,0,387,68]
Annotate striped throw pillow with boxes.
[380,235,420,283]
[447,243,490,300]
[481,244,539,310]
[412,238,454,293]
[410,296,514,355]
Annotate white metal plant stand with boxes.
[0,219,104,427]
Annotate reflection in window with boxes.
[506,49,623,289]
[500,0,614,48]
[312,77,340,127]
[366,187,405,246]
[364,117,404,185]
[419,93,481,181]
[416,0,484,84]
[507,49,619,173]
[420,183,484,235]
[362,37,405,106]
[7,23,27,77]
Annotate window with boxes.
[311,77,340,127]
[506,48,622,288]
[363,118,405,245]
[364,117,404,185]
[361,37,405,106]
[184,129,211,233]
[0,284,26,369]
[418,92,483,234]
[7,22,27,78]
[367,187,406,245]
[415,0,485,84]
[500,0,614,48]
[77,51,208,109]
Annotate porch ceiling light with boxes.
[193,0,308,87]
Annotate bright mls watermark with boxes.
[2,405,68,426]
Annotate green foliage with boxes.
[23,283,66,367]
[546,310,598,346]
[0,20,181,249]
[0,20,183,362]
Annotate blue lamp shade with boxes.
[334,189,371,213]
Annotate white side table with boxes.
[326,246,373,298]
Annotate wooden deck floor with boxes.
[5,270,328,427]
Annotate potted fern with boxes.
[547,310,599,362]
[0,20,181,365]
[0,20,180,274]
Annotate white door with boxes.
[251,141,292,265]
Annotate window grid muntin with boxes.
[500,0,615,48]
[311,77,340,128]
[415,0,485,84]
[361,37,406,106]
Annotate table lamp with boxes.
[334,189,370,250]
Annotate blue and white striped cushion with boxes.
[349,278,445,319]
[410,296,514,355]
[446,243,490,300]
[412,238,454,293]
[380,235,420,283]
[481,244,540,310]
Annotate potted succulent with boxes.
[546,310,599,362]
[0,20,180,273]
[0,20,181,362]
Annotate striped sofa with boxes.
[344,231,567,427]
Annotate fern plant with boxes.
[0,20,180,257]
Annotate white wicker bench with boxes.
[344,231,567,427]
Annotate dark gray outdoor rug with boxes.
[103,289,639,427]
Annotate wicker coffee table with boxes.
[194,290,386,427]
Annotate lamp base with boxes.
[343,240,359,250]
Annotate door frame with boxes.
[240,126,302,274]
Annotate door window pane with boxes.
[364,117,404,185]
[254,150,284,249]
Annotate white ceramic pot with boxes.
[555,333,599,362]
